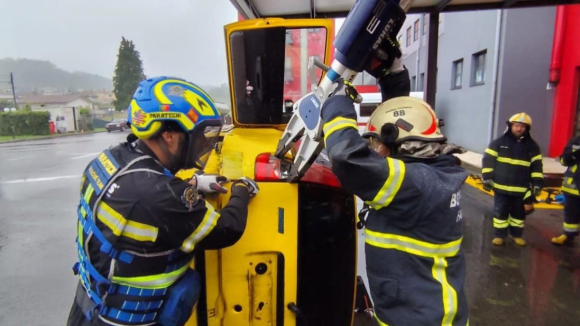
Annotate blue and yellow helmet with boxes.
[127,76,223,170]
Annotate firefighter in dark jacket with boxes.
[552,135,580,245]
[321,59,469,325]
[67,77,259,326]
[482,113,543,247]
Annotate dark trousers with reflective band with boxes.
[493,193,525,238]
[563,194,580,238]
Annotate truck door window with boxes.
[359,103,379,117]
[229,27,327,125]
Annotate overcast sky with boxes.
[0,0,239,86]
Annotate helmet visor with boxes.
[184,119,222,170]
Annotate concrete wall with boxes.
[495,7,556,154]
[398,14,427,92]
[66,98,94,110]
[399,8,555,154]
[435,10,499,152]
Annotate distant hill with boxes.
[202,83,231,107]
[0,58,112,92]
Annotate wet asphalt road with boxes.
[0,132,129,326]
[0,133,579,326]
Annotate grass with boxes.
[0,134,65,142]
[0,129,108,143]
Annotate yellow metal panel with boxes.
[186,127,300,326]
[193,182,298,326]
[464,176,563,210]
[216,183,298,326]
[177,128,285,181]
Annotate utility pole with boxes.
[10,73,18,110]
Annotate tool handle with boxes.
[312,57,330,72]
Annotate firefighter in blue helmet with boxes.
[67,77,259,326]
[321,61,469,324]
[552,135,580,245]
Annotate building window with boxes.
[406,27,412,46]
[423,15,427,35]
[452,59,463,89]
[419,73,425,92]
[411,76,416,92]
[414,19,420,41]
[472,51,486,86]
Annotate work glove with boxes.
[482,179,494,192]
[533,185,542,197]
[192,172,228,194]
[364,37,403,79]
[331,79,362,103]
[232,177,259,198]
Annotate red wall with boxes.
[284,28,328,102]
[549,4,580,157]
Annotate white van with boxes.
[355,91,424,133]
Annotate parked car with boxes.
[105,118,127,132]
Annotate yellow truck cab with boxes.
[179,18,358,326]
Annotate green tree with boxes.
[112,37,146,111]
[0,99,12,110]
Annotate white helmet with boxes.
[362,96,446,145]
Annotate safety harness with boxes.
[73,148,195,325]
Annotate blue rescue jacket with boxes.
[321,95,469,326]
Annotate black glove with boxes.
[331,79,361,103]
[192,172,228,194]
[233,177,259,198]
[483,179,494,192]
[364,37,403,79]
[572,150,580,160]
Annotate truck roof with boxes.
[231,0,577,19]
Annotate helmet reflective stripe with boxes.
[153,79,214,111]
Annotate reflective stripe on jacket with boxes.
[559,136,580,196]
[321,95,469,326]
[482,132,543,196]
[74,141,249,325]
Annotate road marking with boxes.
[8,156,35,161]
[0,175,80,184]
[71,153,99,160]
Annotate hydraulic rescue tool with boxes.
[274,0,413,182]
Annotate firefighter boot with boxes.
[551,234,574,246]
[492,238,504,246]
[511,237,527,247]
